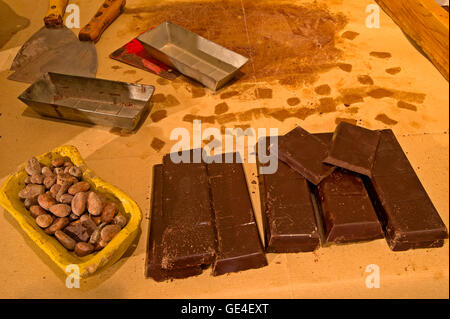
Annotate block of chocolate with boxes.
[145,165,203,281]
[316,169,384,243]
[160,151,216,270]
[257,137,320,253]
[274,126,335,185]
[365,129,448,251]
[207,154,267,276]
[323,122,381,177]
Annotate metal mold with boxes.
[18,72,155,130]
[137,22,248,91]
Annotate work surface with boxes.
[0,0,448,298]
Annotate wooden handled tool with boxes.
[79,0,126,43]
[44,0,69,27]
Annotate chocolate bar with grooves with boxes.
[207,154,267,276]
[257,137,320,253]
[364,129,448,251]
[160,152,216,270]
[145,165,203,281]
[316,168,384,244]
[311,133,384,244]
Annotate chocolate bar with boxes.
[316,169,384,243]
[314,133,384,243]
[365,129,448,250]
[207,154,267,276]
[324,122,381,177]
[274,126,335,185]
[160,152,216,270]
[257,138,320,253]
[145,165,203,281]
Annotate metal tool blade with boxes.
[10,26,76,71]
[8,26,98,83]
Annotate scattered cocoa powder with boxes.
[314,84,331,95]
[370,51,392,59]
[123,1,347,88]
[341,31,359,40]
[375,113,398,125]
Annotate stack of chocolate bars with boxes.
[260,123,448,252]
[146,123,448,281]
[147,151,267,282]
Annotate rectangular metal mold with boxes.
[137,22,249,91]
[18,72,155,130]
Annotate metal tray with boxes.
[137,22,248,91]
[18,72,155,130]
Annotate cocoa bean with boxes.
[18,184,45,200]
[45,217,69,235]
[43,175,57,189]
[57,173,77,186]
[49,203,71,217]
[36,214,53,228]
[72,192,87,216]
[49,184,61,198]
[74,242,94,257]
[101,202,117,223]
[30,174,45,184]
[38,193,56,210]
[55,230,76,250]
[51,157,65,168]
[68,166,82,179]
[87,192,103,216]
[114,215,127,228]
[30,205,46,218]
[24,197,37,209]
[55,182,71,202]
[89,228,101,245]
[25,157,41,176]
[100,224,121,243]
[41,166,53,176]
[68,181,90,195]
[59,193,74,204]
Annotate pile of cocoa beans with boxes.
[18,156,127,257]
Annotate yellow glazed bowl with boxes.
[0,145,142,278]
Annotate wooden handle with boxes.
[44,0,69,27]
[79,0,126,43]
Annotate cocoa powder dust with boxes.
[124,0,347,87]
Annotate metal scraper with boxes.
[8,0,97,83]
[9,0,125,83]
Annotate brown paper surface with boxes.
[0,0,448,298]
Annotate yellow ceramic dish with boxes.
[0,145,142,278]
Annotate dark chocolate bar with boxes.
[365,129,448,251]
[316,169,384,243]
[257,138,320,253]
[160,152,216,270]
[274,126,335,185]
[324,122,381,177]
[145,165,203,281]
[207,154,267,276]
[315,132,384,243]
